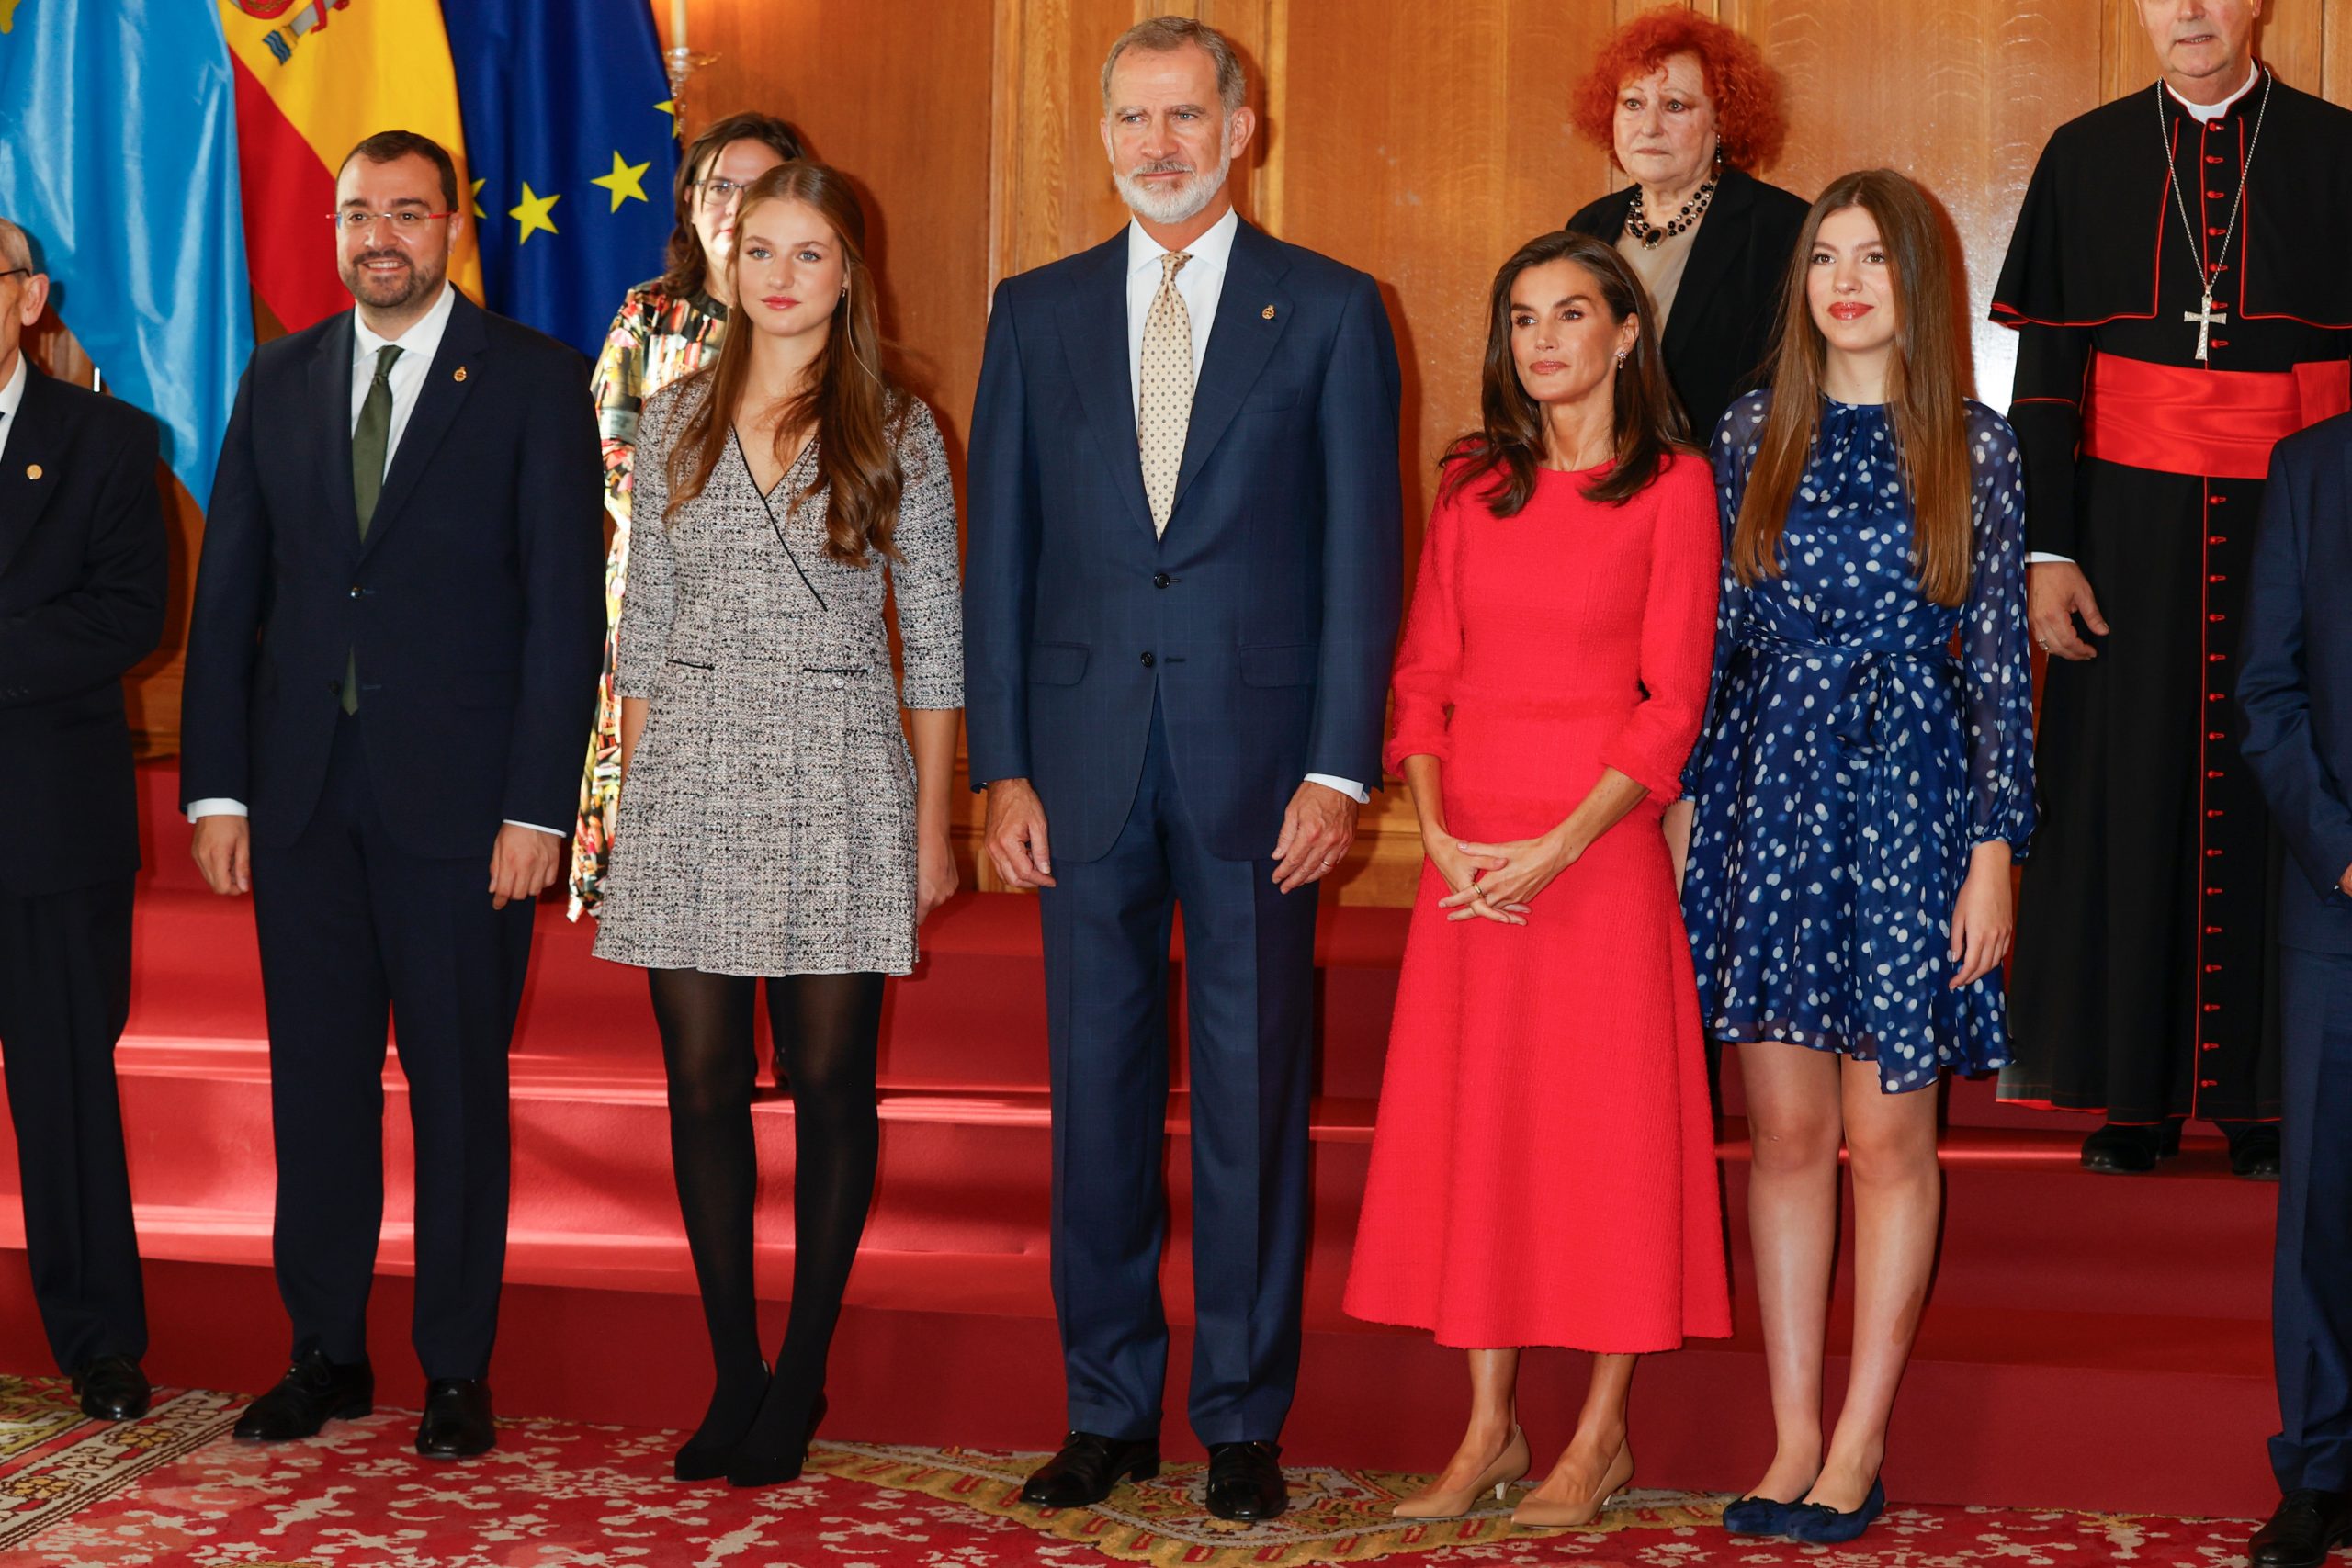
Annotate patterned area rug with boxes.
[0,1376,2266,1566]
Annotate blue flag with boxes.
[0,0,254,507]
[446,0,679,361]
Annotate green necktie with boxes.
[345,344,401,714]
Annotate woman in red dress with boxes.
[1345,229,1728,1526]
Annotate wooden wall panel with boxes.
[684,0,994,439]
[1736,0,2102,402]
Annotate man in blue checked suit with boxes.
[963,15,1402,1525]
[2242,411,2352,1568]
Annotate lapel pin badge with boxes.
[1261,304,1276,320]
[24,463,40,481]
[454,367,469,382]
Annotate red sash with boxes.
[2080,351,2352,480]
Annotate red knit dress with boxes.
[1344,454,1731,1352]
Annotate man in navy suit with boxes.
[2242,412,2352,1568]
[964,16,1402,1522]
[180,131,603,1460]
[0,218,167,1424]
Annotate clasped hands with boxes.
[1429,825,1582,926]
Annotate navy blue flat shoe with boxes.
[1784,1478,1886,1544]
[1721,1495,1798,1535]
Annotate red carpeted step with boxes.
[0,761,2280,1523]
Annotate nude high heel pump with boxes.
[1510,1440,1634,1529]
[1392,1426,1531,1519]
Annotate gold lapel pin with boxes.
[454,367,469,382]
[1261,304,1277,320]
[24,463,40,481]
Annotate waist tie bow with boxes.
[1742,632,1957,757]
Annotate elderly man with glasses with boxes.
[0,216,168,1425]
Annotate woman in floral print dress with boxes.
[569,111,807,918]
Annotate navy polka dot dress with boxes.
[1679,392,2039,1093]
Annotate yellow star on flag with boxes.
[590,152,653,213]
[656,98,677,128]
[471,178,488,220]
[509,183,561,244]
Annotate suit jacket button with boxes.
[1140,651,1156,667]
[1152,572,1172,589]
[349,585,362,598]
[327,680,340,694]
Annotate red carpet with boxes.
[0,763,2289,1523]
[0,1374,2269,1567]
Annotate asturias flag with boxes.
[446,0,679,361]
[0,0,254,507]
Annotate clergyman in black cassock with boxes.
[0,222,166,1423]
[1990,49,2352,1176]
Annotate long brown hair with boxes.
[665,163,907,567]
[1732,168,1973,605]
[659,112,809,299]
[1442,229,1690,514]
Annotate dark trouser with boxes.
[0,877,146,1372]
[1036,698,1319,1447]
[2274,945,2352,1493]
[250,716,533,1380]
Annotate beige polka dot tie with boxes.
[1138,251,1193,537]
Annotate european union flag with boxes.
[0,0,253,506]
[446,0,678,361]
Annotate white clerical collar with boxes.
[1125,204,1239,279]
[2166,62,2261,123]
[354,280,457,363]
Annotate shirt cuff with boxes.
[2025,552,2075,566]
[1305,773,1370,805]
[505,820,567,838]
[187,798,248,821]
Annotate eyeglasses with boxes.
[0,268,28,281]
[329,210,456,233]
[691,177,756,209]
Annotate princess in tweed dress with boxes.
[593,164,962,1491]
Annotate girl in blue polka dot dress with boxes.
[1669,170,2037,1546]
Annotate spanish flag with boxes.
[219,0,482,333]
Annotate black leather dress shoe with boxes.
[416,1378,496,1459]
[71,1355,151,1422]
[1205,1440,1287,1522]
[2252,1488,2352,1567]
[2080,1120,2183,1174]
[1019,1431,1160,1508]
[233,1350,373,1442]
[2225,1121,2283,1181]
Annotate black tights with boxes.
[650,967,883,1473]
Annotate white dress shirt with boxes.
[1120,209,1366,805]
[0,351,24,466]
[2027,65,2264,570]
[190,286,560,836]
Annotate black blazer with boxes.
[1567,164,1812,445]
[180,291,605,859]
[2241,412,2352,955]
[0,365,168,897]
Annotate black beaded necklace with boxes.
[1624,175,1716,248]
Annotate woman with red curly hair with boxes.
[1566,8,1808,444]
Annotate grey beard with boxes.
[1115,146,1233,226]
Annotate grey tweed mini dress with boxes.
[591,377,963,976]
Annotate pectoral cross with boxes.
[2186,291,2228,363]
